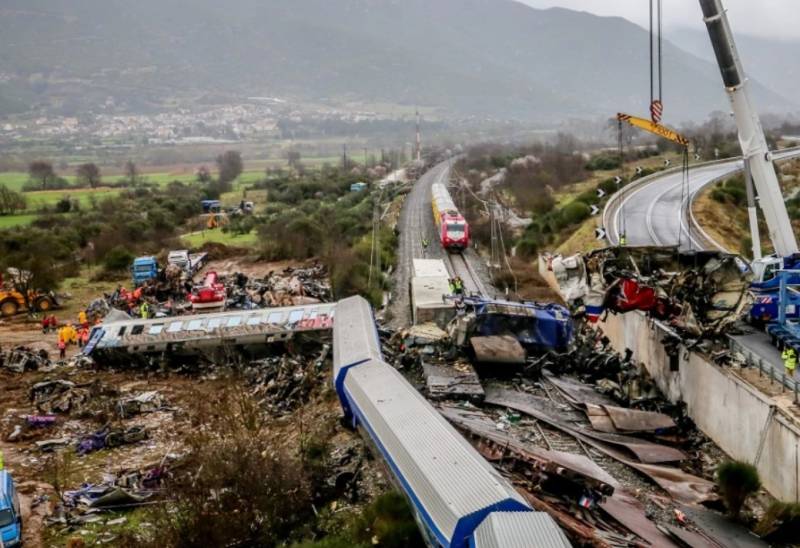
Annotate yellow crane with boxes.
[616,113,689,148]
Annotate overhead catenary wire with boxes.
[451,164,518,293]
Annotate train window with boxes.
[167,321,183,333]
[148,324,164,335]
[246,316,261,326]
[227,316,242,327]
[117,326,127,336]
[131,325,144,335]
[207,318,222,330]
[187,319,204,331]
[267,312,284,324]
[288,310,304,323]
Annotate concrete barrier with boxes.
[537,255,800,502]
[600,310,800,503]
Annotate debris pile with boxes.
[49,463,169,531]
[224,263,331,309]
[87,262,332,321]
[548,246,751,339]
[76,425,149,455]
[30,379,118,417]
[244,343,331,416]
[1,346,52,373]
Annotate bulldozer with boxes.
[0,288,59,317]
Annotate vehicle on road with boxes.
[431,183,470,251]
[0,471,22,547]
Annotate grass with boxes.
[43,506,153,546]
[25,187,123,209]
[181,229,259,248]
[0,213,38,228]
[58,268,128,318]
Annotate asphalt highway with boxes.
[604,149,800,251]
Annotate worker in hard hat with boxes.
[782,345,797,379]
[78,310,88,328]
[619,233,627,247]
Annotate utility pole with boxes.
[699,0,798,256]
[415,109,422,162]
[342,144,348,170]
[364,147,368,168]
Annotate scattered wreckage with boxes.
[547,246,752,338]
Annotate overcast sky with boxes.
[517,0,800,40]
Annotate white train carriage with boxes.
[333,296,569,547]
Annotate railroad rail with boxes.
[443,251,489,297]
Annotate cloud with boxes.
[516,0,800,40]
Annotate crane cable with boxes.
[649,0,664,124]
[618,118,627,244]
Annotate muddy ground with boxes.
[0,257,387,547]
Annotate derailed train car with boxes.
[333,296,571,547]
[546,246,751,337]
[431,183,470,251]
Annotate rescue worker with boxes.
[782,345,797,378]
[80,328,90,348]
[42,316,50,334]
[0,449,3,470]
[619,233,627,246]
[448,278,456,294]
[58,338,66,360]
[78,310,88,328]
[140,300,150,319]
[453,276,464,295]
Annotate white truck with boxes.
[167,250,208,277]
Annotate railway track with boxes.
[443,250,488,297]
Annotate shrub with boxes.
[716,460,761,518]
[585,154,621,171]
[516,238,539,259]
[755,501,800,542]
[561,201,591,225]
[103,245,135,272]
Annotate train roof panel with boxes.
[473,512,572,548]
[333,296,383,378]
[343,362,528,543]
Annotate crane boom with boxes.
[617,113,690,147]
[699,0,798,256]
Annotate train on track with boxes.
[333,296,570,548]
[431,183,470,251]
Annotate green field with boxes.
[0,214,38,228]
[24,187,124,209]
[181,229,259,248]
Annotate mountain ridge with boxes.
[0,0,794,121]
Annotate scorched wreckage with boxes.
[547,246,752,338]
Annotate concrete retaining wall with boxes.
[537,256,800,502]
[600,310,800,503]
